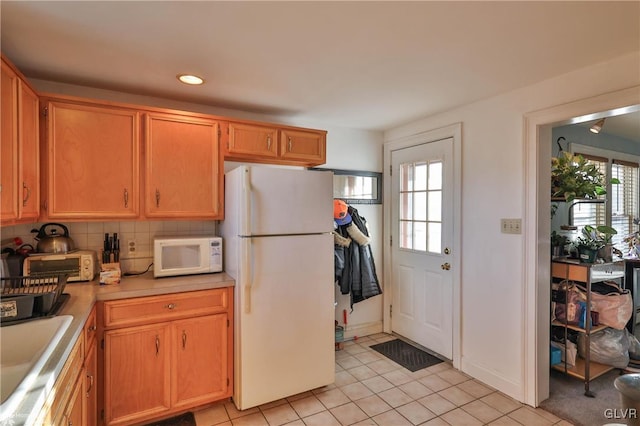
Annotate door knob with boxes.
[441,263,451,270]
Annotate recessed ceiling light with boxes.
[177,74,204,85]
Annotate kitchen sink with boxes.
[0,315,73,420]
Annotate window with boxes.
[571,154,607,232]
[399,160,442,253]
[611,160,639,248]
[571,147,640,252]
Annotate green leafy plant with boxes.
[551,152,608,202]
[574,235,604,250]
[573,225,606,251]
[551,231,568,247]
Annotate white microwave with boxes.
[153,236,222,278]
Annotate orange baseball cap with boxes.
[333,199,352,225]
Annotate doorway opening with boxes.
[524,86,640,409]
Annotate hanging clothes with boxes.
[333,200,381,308]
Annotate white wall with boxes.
[384,51,640,401]
[5,79,386,334]
[321,127,385,339]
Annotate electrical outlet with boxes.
[501,218,522,234]
[127,239,137,256]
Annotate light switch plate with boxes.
[501,218,522,234]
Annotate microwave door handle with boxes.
[242,238,253,314]
[242,167,252,236]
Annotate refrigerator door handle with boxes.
[242,167,252,236]
[241,237,253,313]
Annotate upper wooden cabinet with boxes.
[226,122,278,160]
[144,113,223,219]
[223,121,326,167]
[42,99,140,219]
[279,128,326,165]
[1,56,40,224]
[1,59,19,223]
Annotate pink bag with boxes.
[575,281,632,330]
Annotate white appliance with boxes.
[220,165,335,410]
[153,235,222,277]
[22,250,98,282]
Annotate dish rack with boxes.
[0,275,68,323]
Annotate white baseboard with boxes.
[461,357,525,404]
[343,321,383,340]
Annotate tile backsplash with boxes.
[2,220,217,274]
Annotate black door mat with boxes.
[143,412,196,426]
[370,338,444,372]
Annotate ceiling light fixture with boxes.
[589,118,605,134]
[177,74,204,85]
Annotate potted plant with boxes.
[551,231,569,257]
[551,152,608,202]
[574,226,605,263]
[592,225,617,262]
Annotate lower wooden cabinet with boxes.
[35,327,84,425]
[172,314,229,409]
[101,288,233,426]
[84,342,98,426]
[104,323,171,424]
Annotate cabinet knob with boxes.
[165,303,177,310]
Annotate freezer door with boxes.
[234,233,334,410]
[232,166,334,236]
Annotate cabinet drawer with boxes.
[551,262,588,282]
[103,288,230,328]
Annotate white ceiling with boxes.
[1,1,639,135]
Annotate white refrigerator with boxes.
[219,165,335,410]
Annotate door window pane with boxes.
[398,160,444,253]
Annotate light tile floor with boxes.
[193,333,572,426]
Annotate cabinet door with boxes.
[171,313,230,408]
[279,128,326,166]
[145,113,222,219]
[84,341,98,426]
[45,101,140,219]
[63,375,84,426]
[1,60,19,222]
[18,81,40,221]
[104,323,171,425]
[226,122,278,159]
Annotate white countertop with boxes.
[1,271,235,426]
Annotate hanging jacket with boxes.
[334,205,381,307]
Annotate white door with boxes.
[391,138,454,359]
[234,233,334,409]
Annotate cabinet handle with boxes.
[182,330,187,349]
[123,188,129,208]
[165,303,176,310]
[86,373,94,397]
[267,135,271,151]
[156,189,160,208]
[155,336,160,356]
[288,137,293,151]
[22,182,30,206]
